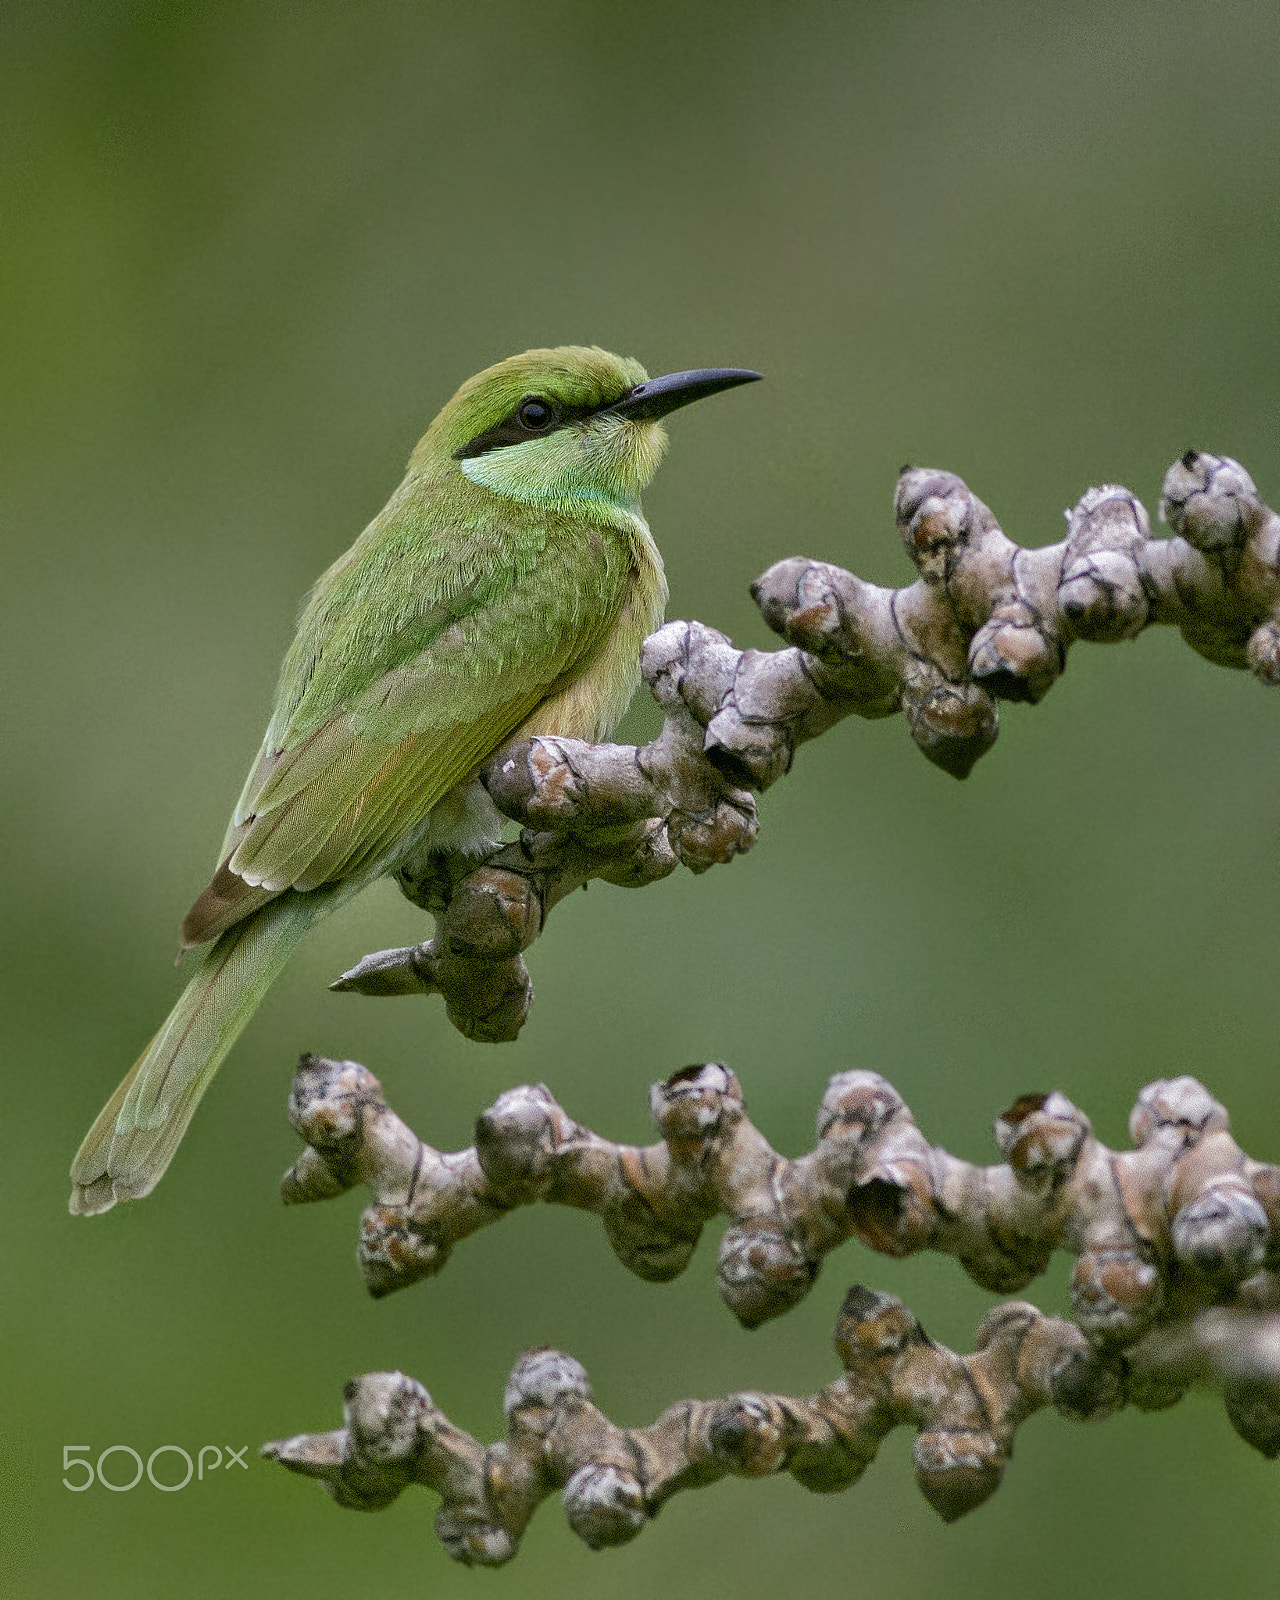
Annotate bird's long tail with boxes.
[69,886,348,1215]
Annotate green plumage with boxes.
[70,345,757,1214]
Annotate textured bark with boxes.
[266,450,1280,1563]
[261,1283,1278,1566]
[282,1056,1280,1354]
[331,451,1280,1041]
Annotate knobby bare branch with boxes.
[281,1057,1280,1352]
[261,1283,1278,1566]
[266,450,1280,1564]
[331,452,1280,1042]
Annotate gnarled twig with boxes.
[261,1284,1278,1566]
[281,1056,1280,1348]
[332,452,1280,1041]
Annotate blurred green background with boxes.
[4,1,1279,1594]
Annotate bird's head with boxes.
[411,346,760,511]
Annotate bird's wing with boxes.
[181,502,633,945]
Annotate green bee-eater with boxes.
[70,346,760,1215]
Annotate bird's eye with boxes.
[517,397,555,431]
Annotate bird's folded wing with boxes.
[181,531,625,945]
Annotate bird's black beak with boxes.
[604,367,762,422]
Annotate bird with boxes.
[69,346,761,1215]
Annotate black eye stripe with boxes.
[454,391,629,460]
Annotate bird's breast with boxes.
[520,514,667,745]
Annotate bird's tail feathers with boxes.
[69,886,348,1215]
